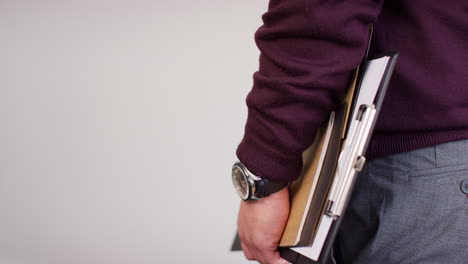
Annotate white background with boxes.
[0,0,268,263]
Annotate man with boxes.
[232,0,468,263]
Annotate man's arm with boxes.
[237,0,384,182]
[236,1,384,263]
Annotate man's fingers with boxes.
[254,245,288,264]
[240,241,255,260]
[241,242,291,264]
[241,239,284,264]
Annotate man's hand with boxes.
[237,187,291,264]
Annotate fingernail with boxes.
[280,259,292,264]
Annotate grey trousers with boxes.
[334,139,468,264]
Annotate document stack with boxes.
[279,51,399,263]
[231,25,399,264]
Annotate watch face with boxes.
[232,165,250,200]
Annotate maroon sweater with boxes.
[236,0,468,182]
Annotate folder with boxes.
[279,68,358,248]
[278,51,399,263]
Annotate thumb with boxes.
[278,258,291,264]
[262,249,291,264]
[272,251,291,264]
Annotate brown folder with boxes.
[279,70,358,247]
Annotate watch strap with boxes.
[255,178,288,199]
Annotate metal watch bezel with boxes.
[232,162,261,201]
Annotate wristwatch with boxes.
[232,161,288,201]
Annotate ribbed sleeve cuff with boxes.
[236,133,303,182]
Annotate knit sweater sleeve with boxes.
[236,0,384,182]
